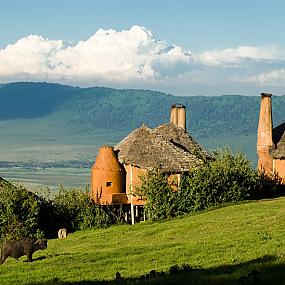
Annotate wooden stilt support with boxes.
[131,196,135,225]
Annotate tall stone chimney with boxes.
[170,104,186,131]
[257,93,273,174]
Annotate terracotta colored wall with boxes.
[91,168,123,196]
[273,159,285,182]
[257,149,273,175]
[124,166,181,205]
[91,150,184,205]
[91,146,124,204]
[124,164,146,205]
[124,164,146,195]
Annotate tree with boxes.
[0,183,42,243]
[138,148,259,221]
[177,148,259,214]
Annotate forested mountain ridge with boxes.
[0,82,285,163]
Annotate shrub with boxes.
[253,172,285,199]
[177,148,259,213]
[52,186,113,232]
[138,148,260,220]
[0,183,43,243]
[136,170,177,221]
[0,182,121,241]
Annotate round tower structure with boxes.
[91,145,124,204]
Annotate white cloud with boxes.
[0,25,285,95]
[195,45,285,67]
[0,26,193,85]
[243,68,285,86]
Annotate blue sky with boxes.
[1,0,285,95]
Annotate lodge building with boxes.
[90,104,211,214]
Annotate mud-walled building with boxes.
[91,104,211,223]
[257,93,285,181]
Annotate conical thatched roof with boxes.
[270,122,285,159]
[114,124,209,173]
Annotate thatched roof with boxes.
[270,122,285,159]
[114,124,209,173]
[154,123,212,162]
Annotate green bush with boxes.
[253,172,285,199]
[52,186,113,232]
[138,148,260,220]
[0,181,124,241]
[136,170,177,221]
[177,148,259,213]
[0,183,43,243]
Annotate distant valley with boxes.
[1,82,285,189]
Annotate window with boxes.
[106,182,112,187]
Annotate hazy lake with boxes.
[0,167,90,193]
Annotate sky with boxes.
[1,0,285,96]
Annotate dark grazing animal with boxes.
[0,237,47,264]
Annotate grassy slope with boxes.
[1,198,285,284]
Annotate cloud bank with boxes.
[1,25,285,95]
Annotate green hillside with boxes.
[1,82,285,165]
[0,198,285,284]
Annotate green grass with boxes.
[1,198,285,284]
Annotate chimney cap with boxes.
[260,93,272,97]
[171,103,185,108]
